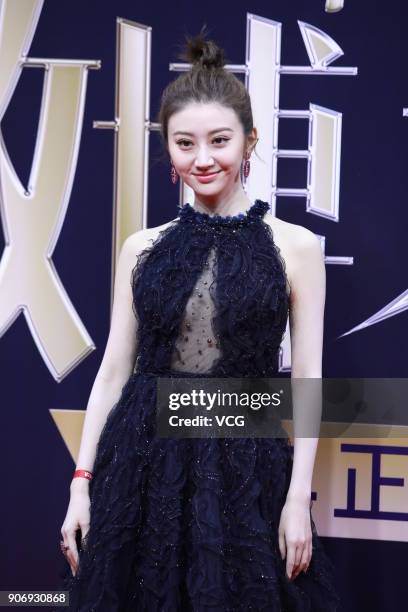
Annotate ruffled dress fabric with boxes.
[57,200,342,611]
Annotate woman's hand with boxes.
[278,494,313,581]
[60,485,91,576]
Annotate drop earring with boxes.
[243,151,251,179]
[170,162,179,184]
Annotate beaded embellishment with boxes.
[177,199,270,227]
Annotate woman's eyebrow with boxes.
[172,127,234,136]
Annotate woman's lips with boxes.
[193,171,221,183]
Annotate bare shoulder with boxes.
[264,213,319,248]
[122,218,178,258]
[263,215,323,287]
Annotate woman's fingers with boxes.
[278,499,313,580]
[60,539,76,576]
[278,528,286,560]
[286,541,297,579]
[294,542,303,567]
[288,542,302,580]
[292,542,309,579]
[65,530,79,575]
[304,540,313,572]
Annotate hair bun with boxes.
[180,25,226,70]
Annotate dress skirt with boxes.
[57,370,342,611]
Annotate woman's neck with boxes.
[193,189,253,218]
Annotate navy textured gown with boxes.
[58,199,341,611]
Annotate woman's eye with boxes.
[176,137,230,147]
[176,139,192,147]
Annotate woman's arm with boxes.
[62,230,155,572]
[278,227,326,580]
[70,230,148,494]
[286,228,326,500]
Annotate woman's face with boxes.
[168,102,256,205]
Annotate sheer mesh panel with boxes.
[170,247,221,373]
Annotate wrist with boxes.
[70,468,93,492]
[70,477,90,493]
[286,487,311,504]
[73,468,93,481]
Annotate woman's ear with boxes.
[247,128,259,155]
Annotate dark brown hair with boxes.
[157,25,256,157]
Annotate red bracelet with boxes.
[73,469,93,480]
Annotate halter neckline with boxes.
[177,199,270,227]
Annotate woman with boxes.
[58,28,341,611]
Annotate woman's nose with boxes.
[195,148,214,167]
